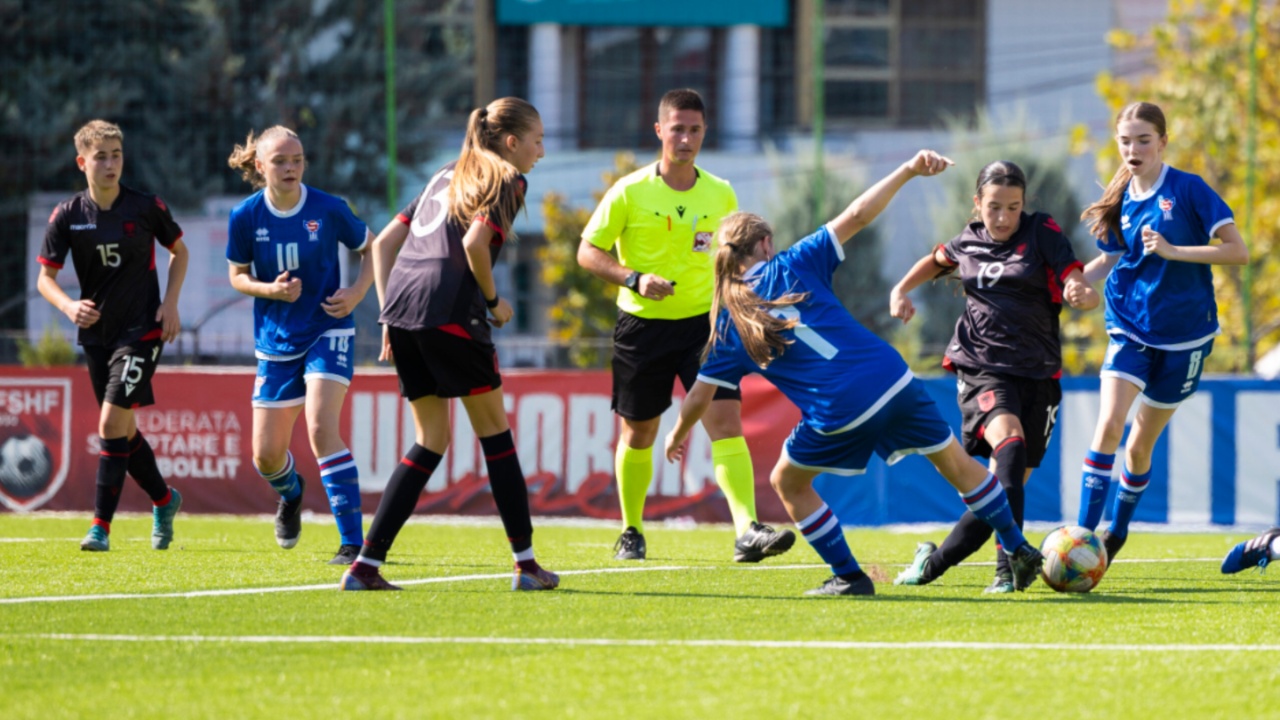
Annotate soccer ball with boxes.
[0,435,54,498]
[1039,525,1109,593]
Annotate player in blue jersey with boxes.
[340,97,558,592]
[888,161,1099,593]
[1075,102,1247,562]
[665,150,1046,596]
[226,126,374,564]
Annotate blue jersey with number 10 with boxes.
[697,226,912,435]
[227,185,369,359]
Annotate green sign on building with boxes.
[497,0,789,27]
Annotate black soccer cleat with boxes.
[275,475,306,550]
[804,572,876,597]
[733,522,797,563]
[1009,542,1044,591]
[1099,529,1126,566]
[328,543,362,565]
[613,526,646,560]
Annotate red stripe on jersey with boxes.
[37,256,64,269]
[1044,266,1063,303]
[1058,260,1084,283]
[150,243,156,271]
[1043,217,1062,233]
[437,324,470,339]
[396,213,411,226]
[141,328,163,341]
[475,215,505,243]
[941,355,956,373]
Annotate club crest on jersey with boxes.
[123,221,136,237]
[1158,195,1175,221]
[693,232,713,253]
[305,219,322,241]
[255,228,270,242]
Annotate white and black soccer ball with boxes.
[0,435,54,498]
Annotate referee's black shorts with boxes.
[388,325,502,401]
[954,366,1062,468]
[611,310,740,421]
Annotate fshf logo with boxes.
[0,378,71,511]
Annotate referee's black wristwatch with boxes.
[623,271,642,292]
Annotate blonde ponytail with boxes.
[449,97,541,237]
[227,126,301,189]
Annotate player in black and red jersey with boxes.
[888,161,1099,592]
[37,120,190,552]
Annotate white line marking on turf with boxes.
[0,558,1226,606]
[10,633,1280,653]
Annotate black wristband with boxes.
[623,271,642,292]
[485,294,500,309]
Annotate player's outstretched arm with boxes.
[37,265,100,328]
[828,150,953,245]
[890,249,954,324]
[156,238,189,342]
[665,380,716,463]
[1082,252,1118,284]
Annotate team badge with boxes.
[977,390,996,413]
[123,221,136,237]
[693,232,713,253]
[305,219,322,241]
[1158,195,1175,221]
[0,378,72,511]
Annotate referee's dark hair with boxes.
[658,88,705,121]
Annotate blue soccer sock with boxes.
[797,503,860,577]
[1107,465,1151,539]
[959,473,1027,553]
[1078,449,1115,530]
[257,451,301,501]
[318,448,363,546]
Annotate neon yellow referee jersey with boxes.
[583,162,738,320]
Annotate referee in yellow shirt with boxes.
[578,89,795,562]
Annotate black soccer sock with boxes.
[127,431,171,503]
[925,511,992,582]
[93,436,132,526]
[479,430,534,555]
[991,437,1028,577]
[362,444,443,563]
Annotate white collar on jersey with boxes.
[265,184,308,219]
[1127,163,1169,202]
[744,260,766,280]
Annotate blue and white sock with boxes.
[959,473,1027,553]
[797,503,860,577]
[1107,465,1150,539]
[257,451,300,501]
[319,448,363,546]
[1078,450,1115,530]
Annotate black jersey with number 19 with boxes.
[940,212,1083,379]
[39,185,183,348]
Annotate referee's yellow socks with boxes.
[615,442,653,534]
[712,436,756,536]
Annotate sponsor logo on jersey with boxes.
[1158,195,1175,221]
[693,232,713,253]
[70,224,97,231]
[1121,215,1131,231]
[305,219,322,242]
[255,228,270,242]
[0,378,71,511]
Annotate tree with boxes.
[1099,0,1280,371]
[539,153,640,368]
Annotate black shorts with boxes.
[83,339,164,409]
[612,311,740,421]
[954,367,1061,468]
[388,325,502,400]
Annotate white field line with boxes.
[8,633,1280,653]
[0,558,1225,606]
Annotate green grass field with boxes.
[2,514,1278,719]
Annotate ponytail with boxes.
[449,97,541,238]
[227,126,301,189]
[704,212,808,368]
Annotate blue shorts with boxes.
[1101,335,1213,408]
[253,332,355,408]
[782,378,954,476]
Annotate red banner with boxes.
[0,367,798,523]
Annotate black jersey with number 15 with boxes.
[940,212,1083,379]
[40,185,183,348]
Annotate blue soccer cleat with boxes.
[1221,528,1280,574]
[151,488,182,550]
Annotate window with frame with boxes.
[823,0,984,126]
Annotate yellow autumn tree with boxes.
[539,153,640,368]
[1096,0,1280,371]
